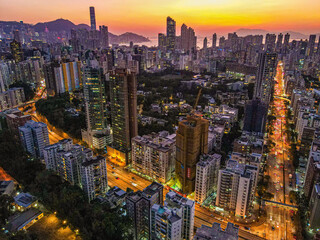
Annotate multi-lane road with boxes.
[263,62,297,240]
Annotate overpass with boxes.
[262,199,298,210]
[274,95,291,103]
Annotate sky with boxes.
[1,0,320,37]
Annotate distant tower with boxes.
[203,37,208,50]
[90,6,96,31]
[100,25,109,47]
[276,33,283,51]
[166,16,176,51]
[212,33,217,48]
[13,29,21,43]
[308,34,316,56]
[283,33,290,52]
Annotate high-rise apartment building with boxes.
[216,160,258,217]
[108,68,137,165]
[0,87,25,111]
[126,182,163,240]
[166,17,176,51]
[132,131,176,183]
[165,191,195,240]
[43,138,73,172]
[195,154,221,203]
[175,115,209,194]
[89,6,96,31]
[43,139,107,202]
[243,98,268,134]
[81,155,108,202]
[43,61,81,95]
[151,204,182,240]
[19,120,49,159]
[253,51,277,105]
[304,140,320,200]
[309,183,320,230]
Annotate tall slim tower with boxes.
[308,34,316,56]
[109,69,138,165]
[276,33,283,51]
[166,17,176,51]
[212,33,217,48]
[253,52,277,105]
[283,33,290,52]
[175,115,209,194]
[203,37,208,50]
[83,66,107,132]
[90,6,96,31]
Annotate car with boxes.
[132,177,136,180]
[115,177,119,180]
[244,227,250,230]
[112,171,115,174]
[271,226,275,231]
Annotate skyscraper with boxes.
[83,66,107,132]
[243,98,268,134]
[308,34,316,56]
[89,6,96,31]
[203,37,208,50]
[180,24,196,53]
[212,33,217,48]
[276,33,283,51]
[265,33,276,51]
[158,33,166,49]
[175,115,209,194]
[166,17,176,51]
[99,25,109,48]
[108,69,138,165]
[253,51,277,105]
[283,33,290,52]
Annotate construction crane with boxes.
[191,88,202,115]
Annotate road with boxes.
[264,62,297,239]
[19,83,265,240]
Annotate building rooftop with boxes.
[6,208,42,232]
[194,222,239,240]
[14,192,36,208]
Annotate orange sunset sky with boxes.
[1,0,320,37]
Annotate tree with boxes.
[0,194,14,227]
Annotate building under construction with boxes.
[175,114,209,194]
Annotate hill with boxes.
[34,18,89,32]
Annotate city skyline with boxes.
[1,0,320,37]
